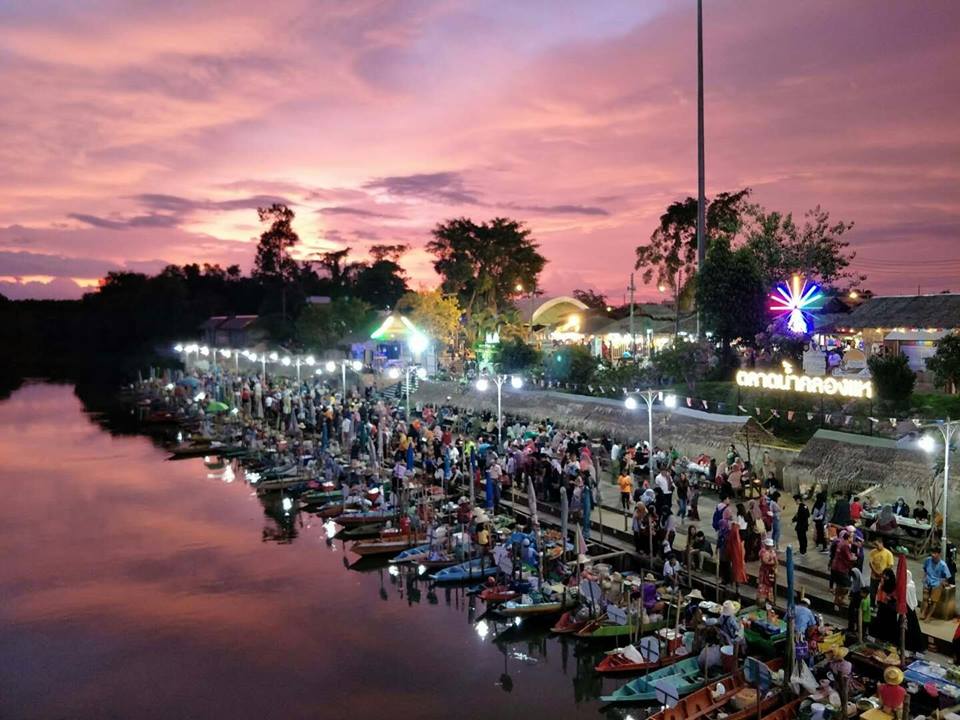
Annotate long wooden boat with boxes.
[168,442,238,459]
[389,544,433,563]
[309,502,345,519]
[430,557,499,584]
[332,509,396,527]
[299,488,344,504]
[339,523,388,539]
[551,610,600,635]
[350,531,428,557]
[575,614,671,642]
[254,475,313,493]
[647,657,786,720]
[478,585,520,604]
[600,657,706,704]
[595,645,688,676]
[489,594,574,619]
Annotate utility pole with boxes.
[628,273,636,360]
[696,0,706,339]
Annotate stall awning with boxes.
[884,329,948,342]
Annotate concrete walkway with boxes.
[504,468,956,649]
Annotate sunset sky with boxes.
[1,0,958,301]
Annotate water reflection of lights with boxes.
[281,497,293,513]
[221,466,235,483]
[475,620,489,640]
[246,472,260,483]
[322,520,338,538]
[417,564,427,576]
[388,565,400,577]
[513,617,522,627]
[176,431,182,443]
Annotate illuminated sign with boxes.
[771,275,822,335]
[735,369,873,399]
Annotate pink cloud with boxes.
[0,0,956,301]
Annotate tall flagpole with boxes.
[696,0,706,338]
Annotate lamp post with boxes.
[476,374,523,449]
[293,355,315,385]
[919,418,958,558]
[389,365,427,419]
[328,359,363,403]
[624,390,678,484]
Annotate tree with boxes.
[496,338,541,373]
[427,217,546,342]
[396,290,461,349]
[573,289,609,311]
[352,258,409,309]
[253,204,301,320]
[742,205,859,287]
[695,238,767,368]
[635,189,751,290]
[295,297,374,349]
[651,340,711,388]
[927,333,960,394]
[545,345,596,388]
[867,352,916,408]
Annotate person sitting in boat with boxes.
[683,589,705,627]
[697,626,724,674]
[639,573,665,616]
[718,600,745,654]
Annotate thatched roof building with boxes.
[839,294,960,332]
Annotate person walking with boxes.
[812,491,828,552]
[769,491,783,550]
[830,530,858,610]
[921,548,952,621]
[618,471,633,512]
[792,494,810,556]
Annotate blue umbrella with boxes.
[485,470,494,509]
[405,443,414,471]
[560,489,569,558]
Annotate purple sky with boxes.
[1,0,958,301]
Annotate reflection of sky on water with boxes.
[0,383,618,719]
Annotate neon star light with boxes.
[771,275,821,334]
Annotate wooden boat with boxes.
[339,523,387,539]
[332,509,396,527]
[350,530,428,557]
[255,475,313,493]
[478,585,520,604]
[389,544,433,563]
[168,442,235,459]
[575,614,670,642]
[600,657,706,704]
[310,502,345,519]
[490,591,575,619]
[757,698,801,720]
[551,610,599,635]
[595,644,688,676]
[647,657,785,720]
[299,488,344,505]
[430,557,499,584]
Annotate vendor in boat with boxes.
[826,646,851,679]
[718,600,745,653]
[878,665,906,718]
[696,625,724,674]
[641,573,666,616]
[683,589,705,628]
[757,538,777,605]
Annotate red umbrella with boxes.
[896,554,908,616]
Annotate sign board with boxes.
[735,369,873,399]
[606,604,628,626]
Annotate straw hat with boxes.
[884,666,904,685]
[644,573,656,582]
[800,597,811,605]
[686,589,705,601]
[721,600,736,617]
[829,646,849,660]
[764,538,775,547]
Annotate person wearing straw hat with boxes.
[878,665,906,716]
[826,646,851,678]
[757,538,778,604]
[719,600,744,653]
[684,589,705,626]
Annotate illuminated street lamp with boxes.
[328,359,363,402]
[918,419,958,558]
[624,390,678,483]
[389,365,427,418]
[475,374,523,448]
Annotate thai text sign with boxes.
[735,370,873,399]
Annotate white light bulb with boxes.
[351,360,362,372]
[919,435,936,453]
[305,355,315,366]
[325,361,336,372]
[624,396,638,410]
[388,368,400,380]
[476,378,489,392]
[416,367,428,380]
[510,376,523,389]
[664,394,678,409]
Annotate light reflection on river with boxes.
[0,383,617,719]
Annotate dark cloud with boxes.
[67,213,180,230]
[0,276,87,300]
[0,249,168,279]
[510,203,610,216]
[364,171,481,205]
[318,206,400,219]
[130,193,289,213]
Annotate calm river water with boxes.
[0,382,622,719]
